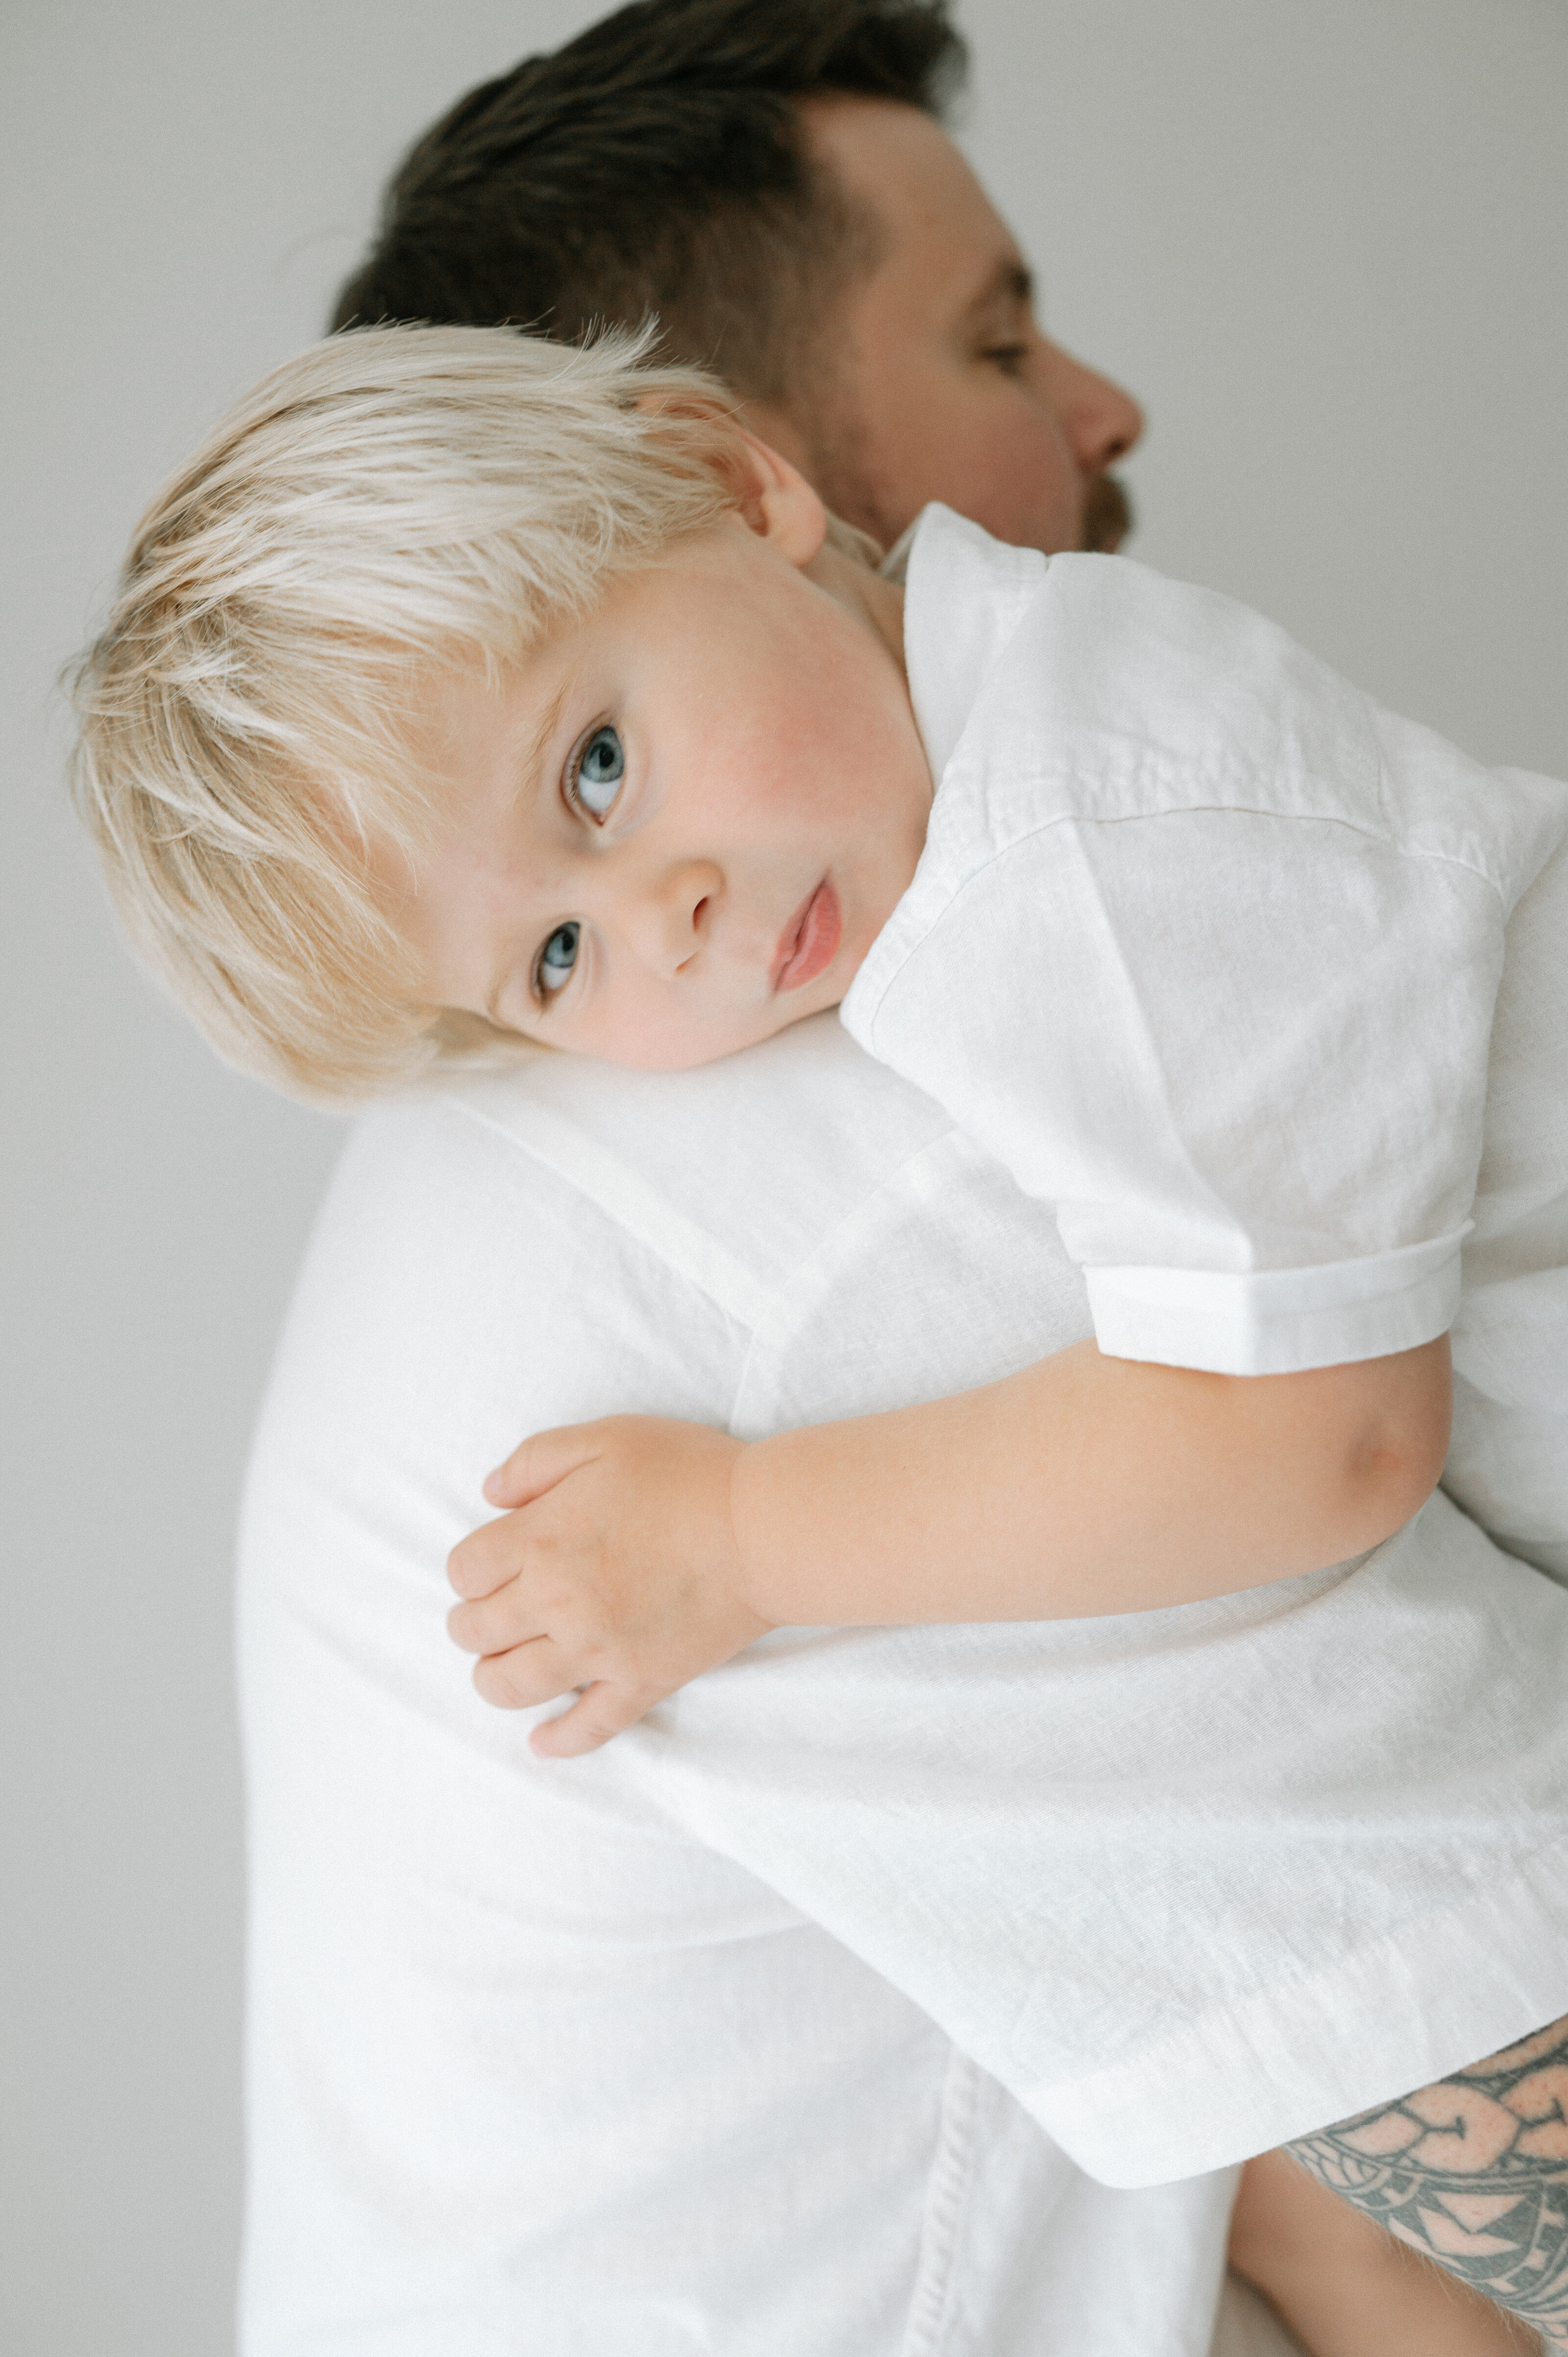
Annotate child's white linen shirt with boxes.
[843,505,1568,1574]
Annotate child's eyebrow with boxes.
[471,674,577,1038]
[513,676,573,811]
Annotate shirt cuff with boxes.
[1084,1229,1469,1375]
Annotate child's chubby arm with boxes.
[447,1334,1451,1757]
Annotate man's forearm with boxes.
[1285,2013,1568,2350]
[730,1335,1451,1626]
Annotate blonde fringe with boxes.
[68,322,849,1103]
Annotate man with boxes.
[239,6,1568,2350]
[330,0,1142,560]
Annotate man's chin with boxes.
[1081,472,1134,553]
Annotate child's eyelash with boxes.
[530,921,581,1011]
[564,718,622,820]
[564,732,592,808]
[528,942,553,1009]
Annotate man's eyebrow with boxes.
[960,256,1036,320]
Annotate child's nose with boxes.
[632,859,722,979]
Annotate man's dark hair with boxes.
[330,0,966,409]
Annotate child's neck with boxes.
[803,539,908,679]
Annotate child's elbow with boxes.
[1340,1335,1453,1550]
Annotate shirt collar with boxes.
[899,504,1052,782]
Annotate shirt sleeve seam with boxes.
[445,1095,771,1343]
[858,793,1510,1047]
[725,1119,965,1430]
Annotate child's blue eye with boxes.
[573,725,624,819]
[536,921,580,996]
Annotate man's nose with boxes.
[628,858,722,978]
[1042,341,1145,475]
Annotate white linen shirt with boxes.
[240,1017,1568,2355]
[843,504,1568,1575]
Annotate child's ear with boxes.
[631,391,827,568]
[723,429,829,568]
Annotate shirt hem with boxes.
[1017,1830,1568,2188]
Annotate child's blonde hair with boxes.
[69,323,871,1102]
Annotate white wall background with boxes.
[2,2,1563,2349]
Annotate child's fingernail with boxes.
[482,1470,505,1503]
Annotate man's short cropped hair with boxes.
[331,0,966,409]
[68,325,795,1104]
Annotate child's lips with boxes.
[773,879,842,993]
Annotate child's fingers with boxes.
[528,1680,662,1759]
[447,1585,535,1655]
[483,1422,604,1509]
[471,1635,578,1712]
[447,1508,535,1601]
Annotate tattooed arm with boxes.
[1278,2015,1568,2350]
[1230,2145,1541,2354]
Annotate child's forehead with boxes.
[508,550,704,681]
[521,539,761,684]
[417,522,798,781]
[416,647,574,805]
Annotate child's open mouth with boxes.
[773,880,842,993]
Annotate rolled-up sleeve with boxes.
[843,540,1566,1375]
[849,805,1499,1372]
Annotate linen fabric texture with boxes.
[240,1016,1568,2352]
[844,506,1568,1576]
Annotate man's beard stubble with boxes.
[1080,468,1134,554]
[805,396,1135,560]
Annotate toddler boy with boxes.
[72,320,1567,1729]
[443,459,1567,1750]
[72,324,1568,2356]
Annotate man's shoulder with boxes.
[320,1014,956,1311]
[245,1017,975,1526]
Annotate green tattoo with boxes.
[1288,2015,1568,2348]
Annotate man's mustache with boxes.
[1082,471,1134,553]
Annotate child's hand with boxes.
[446,1416,774,1759]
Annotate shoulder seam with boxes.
[854,797,1508,1048]
[450,1094,773,1334]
